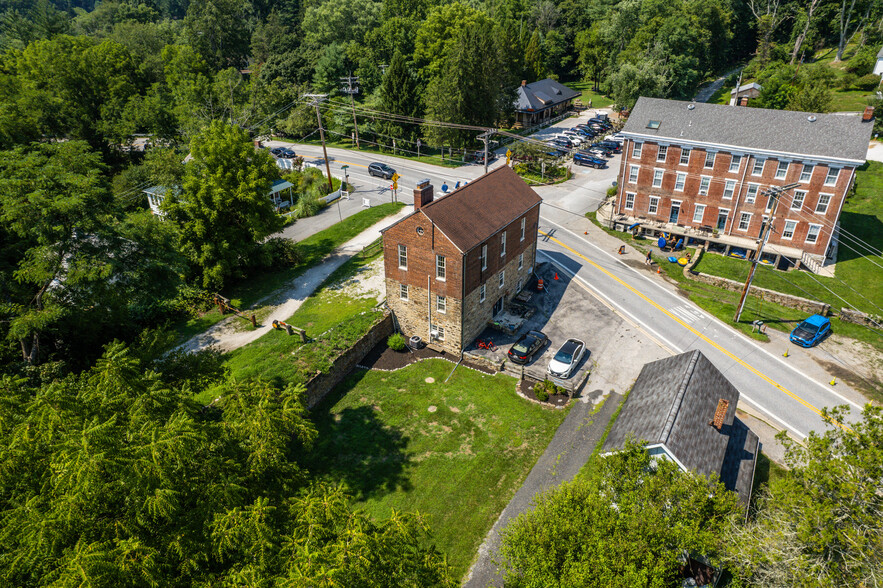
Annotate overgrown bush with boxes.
[534,382,549,401]
[854,74,881,91]
[258,237,302,267]
[387,332,407,351]
[294,192,322,219]
[846,46,878,76]
[840,72,858,91]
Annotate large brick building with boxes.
[614,98,873,270]
[382,166,541,354]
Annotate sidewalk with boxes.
[179,208,411,354]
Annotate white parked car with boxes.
[562,131,584,144]
[547,338,587,379]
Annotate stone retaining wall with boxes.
[302,313,394,409]
[840,307,882,328]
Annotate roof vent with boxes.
[687,103,696,110]
[807,115,817,122]
[709,399,729,431]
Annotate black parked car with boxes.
[507,330,550,364]
[551,138,573,149]
[368,162,396,179]
[472,151,497,164]
[597,141,622,153]
[585,146,613,158]
[574,153,606,168]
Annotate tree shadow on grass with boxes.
[837,210,883,264]
[307,371,413,500]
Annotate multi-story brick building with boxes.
[382,166,541,354]
[614,97,873,270]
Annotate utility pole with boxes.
[733,70,743,106]
[304,94,335,192]
[733,182,800,322]
[340,73,360,148]
[477,130,494,175]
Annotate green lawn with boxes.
[305,359,568,580]
[287,136,466,169]
[709,84,734,105]
[564,80,614,108]
[174,203,403,342]
[829,89,876,112]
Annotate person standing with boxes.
[645,250,652,265]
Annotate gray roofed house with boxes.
[514,79,581,128]
[874,46,883,76]
[623,97,872,164]
[601,350,759,507]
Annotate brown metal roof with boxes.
[418,165,542,252]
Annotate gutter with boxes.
[726,154,752,236]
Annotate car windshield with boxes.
[794,322,818,338]
[553,349,573,364]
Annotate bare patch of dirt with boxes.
[814,335,883,402]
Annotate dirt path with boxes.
[693,65,742,103]
[178,208,410,355]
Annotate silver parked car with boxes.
[547,338,587,379]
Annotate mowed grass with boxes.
[564,80,614,108]
[306,359,568,580]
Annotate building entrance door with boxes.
[493,297,504,316]
[717,210,728,231]
[669,202,681,224]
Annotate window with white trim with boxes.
[518,253,523,270]
[430,323,445,340]
[625,192,635,209]
[782,220,797,240]
[815,193,832,214]
[479,283,486,302]
[765,194,775,212]
[729,155,742,172]
[500,231,506,257]
[632,142,642,159]
[399,284,408,300]
[436,255,445,280]
[498,270,505,289]
[698,176,710,195]
[480,244,487,270]
[520,217,525,241]
[723,179,736,200]
[752,159,765,175]
[806,224,821,244]
[680,148,690,165]
[648,196,659,214]
[398,244,407,269]
[693,204,706,224]
[745,184,759,203]
[775,160,789,180]
[799,164,813,182]
[652,169,664,188]
[824,167,839,186]
[791,190,806,210]
[629,165,639,183]
[674,173,686,192]
[657,145,668,162]
[436,295,446,313]
[704,151,715,168]
[737,212,752,231]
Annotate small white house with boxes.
[144,180,294,217]
[873,47,883,76]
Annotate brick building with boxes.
[382,166,541,354]
[614,98,872,270]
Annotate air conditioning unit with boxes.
[430,329,439,339]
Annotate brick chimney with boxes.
[521,80,527,87]
[414,178,433,210]
[862,106,875,122]
[709,399,729,431]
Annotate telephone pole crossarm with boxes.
[304,93,335,192]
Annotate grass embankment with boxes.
[283,135,466,169]
[175,203,404,342]
[305,359,568,580]
[564,80,614,108]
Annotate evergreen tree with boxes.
[378,49,421,145]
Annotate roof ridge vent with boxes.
[807,115,817,122]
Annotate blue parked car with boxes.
[574,153,606,168]
[789,314,831,347]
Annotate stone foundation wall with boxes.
[688,271,830,315]
[386,278,463,354]
[840,307,882,328]
[302,313,394,409]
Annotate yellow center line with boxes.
[337,160,368,169]
[539,229,829,420]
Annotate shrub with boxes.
[387,332,407,351]
[258,237,302,267]
[840,72,858,91]
[846,46,878,76]
[534,385,549,402]
[294,191,322,219]
[854,74,881,91]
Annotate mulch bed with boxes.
[519,379,570,406]
[357,341,496,374]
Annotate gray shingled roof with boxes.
[623,97,872,163]
[602,350,758,504]
[515,79,581,112]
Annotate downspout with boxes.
[427,273,431,342]
[460,250,466,353]
[615,139,630,219]
[726,154,752,236]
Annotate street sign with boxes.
[391,173,401,182]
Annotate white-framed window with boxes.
[652,169,664,188]
[398,244,407,269]
[800,164,813,182]
[500,231,506,257]
[680,148,691,165]
[729,154,742,172]
[723,179,736,200]
[516,278,523,292]
[632,142,642,159]
[498,270,505,289]
[625,192,636,209]
[738,212,752,231]
[704,151,716,169]
[782,220,797,240]
[435,255,446,280]
[648,196,659,214]
[824,167,840,186]
[520,217,526,241]
[745,184,759,203]
[698,176,710,195]
[752,159,765,176]
[479,283,486,302]
[436,295,446,313]
[430,323,445,340]
[791,190,806,210]
[693,204,706,224]
[518,253,524,270]
[775,160,789,180]
[480,244,487,270]
[674,173,686,192]
[806,224,822,244]
[657,145,668,162]
[399,284,408,300]
[629,165,639,183]
[816,193,832,214]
